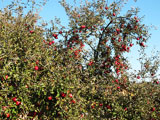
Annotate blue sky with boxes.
[1,0,160,80]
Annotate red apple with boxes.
[134,16,137,19]
[12,97,17,102]
[80,113,84,118]
[130,43,133,47]
[116,28,120,32]
[59,31,62,34]
[140,42,145,47]
[61,92,66,98]
[152,107,155,111]
[52,34,58,39]
[49,42,52,46]
[117,86,120,89]
[25,85,29,88]
[134,25,138,29]
[30,30,34,34]
[34,66,39,71]
[80,25,86,29]
[6,113,10,118]
[118,38,121,42]
[115,79,119,83]
[71,100,76,104]
[99,103,103,106]
[5,75,8,79]
[69,93,73,98]
[52,41,55,44]
[36,60,39,64]
[113,13,116,16]
[137,76,140,79]
[88,61,93,66]
[106,105,111,109]
[91,105,95,109]
[16,101,21,106]
[2,106,7,111]
[156,81,159,84]
[105,6,108,10]
[48,96,52,100]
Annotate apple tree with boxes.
[0,0,160,119]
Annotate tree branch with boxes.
[94,21,112,62]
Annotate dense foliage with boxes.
[0,0,160,119]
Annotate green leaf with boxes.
[9,86,14,91]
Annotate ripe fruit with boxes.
[5,75,8,79]
[49,42,52,46]
[2,106,7,110]
[16,101,21,106]
[25,85,29,88]
[48,96,52,100]
[112,37,115,40]
[106,105,111,109]
[30,30,34,34]
[115,79,119,83]
[134,16,137,19]
[113,13,116,16]
[105,6,108,10]
[116,28,120,32]
[80,113,84,118]
[59,31,62,34]
[61,92,66,98]
[34,66,39,71]
[137,76,140,79]
[6,113,10,118]
[156,81,159,84]
[88,61,93,66]
[121,24,124,28]
[71,100,76,104]
[80,25,86,29]
[134,25,138,29]
[140,42,145,47]
[152,107,155,111]
[12,97,17,102]
[127,47,130,52]
[52,41,55,44]
[117,86,120,89]
[91,105,95,109]
[130,43,133,47]
[36,60,39,65]
[52,34,58,39]
[99,103,103,106]
[69,93,73,98]
[118,38,121,42]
